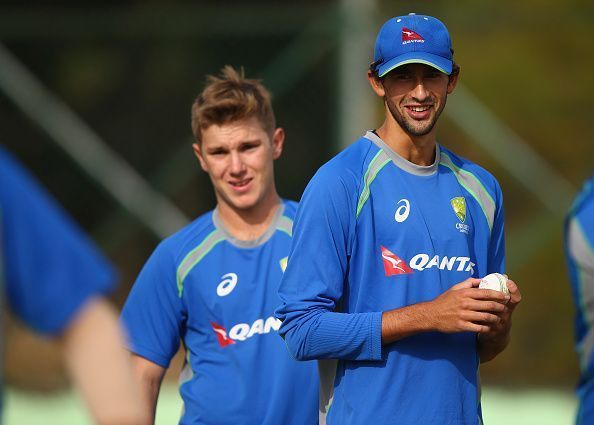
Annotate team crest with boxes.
[450,197,466,223]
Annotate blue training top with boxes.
[0,146,115,418]
[121,200,319,425]
[0,146,115,335]
[276,132,505,425]
[565,174,594,425]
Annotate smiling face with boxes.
[193,117,284,215]
[370,63,459,138]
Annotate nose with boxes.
[411,79,429,102]
[229,151,246,176]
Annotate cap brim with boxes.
[377,52,453,77]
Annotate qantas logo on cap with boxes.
[381,246,413,276]
[402,28,425,44]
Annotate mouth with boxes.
[403,104,433,120]
[228,178,253,191]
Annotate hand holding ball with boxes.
[479,273,510,298]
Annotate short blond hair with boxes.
[191,66,276,143]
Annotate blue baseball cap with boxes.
[372,13,453,77]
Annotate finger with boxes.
[471,288,511,303]
[462,322,492,334]
[451,278,482,290]
[505,280,522,306]
[461,311,501,324]
[462,300,506,313]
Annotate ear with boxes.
[271,128,285,160]
[192,142,209,172]
[447,65,460,94]
[367,70,386,98]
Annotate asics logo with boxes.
[216,273,238,297]
[394,199,410,223]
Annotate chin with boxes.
[225,195,260,212]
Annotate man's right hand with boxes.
[429,277,509,334]
[381,277,510,345]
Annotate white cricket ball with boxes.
[479,273,510,297]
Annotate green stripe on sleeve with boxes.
[176,229,225,297]
[276,216,293,237]
[356,150,391,219]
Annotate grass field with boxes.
[4,384,578,424]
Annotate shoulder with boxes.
[0,147,43,204]
[153,210,218,267]
[570,174,594,221]
[438,146,502,198]
[280,199,299,219]
[310,135,381,194]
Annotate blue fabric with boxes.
[0,146,115,336]
[277,136,505,425]
[121,200,319,425]
[374,14,454,76]
[565,174,594,425]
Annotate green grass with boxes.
[4,384,578,424]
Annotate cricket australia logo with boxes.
[451,197,470,234]
[279,256,288,272]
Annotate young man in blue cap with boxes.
[276,14,522,424]
[565,174,594,425]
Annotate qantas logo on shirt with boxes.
[210,322,236,347]
[380,247,476,276]
[211,316,281,348]
[381,246,413,275]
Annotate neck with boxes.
[215,190,281,241]
[375,118,437,166]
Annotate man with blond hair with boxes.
[121,66,318,425]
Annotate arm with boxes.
[61,297,147,425]
[565,204,594,372]
[277,166,383,361]
[130,355,167,425]
[382,278,509,345]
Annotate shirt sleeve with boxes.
[120,240,184,368]
[566,203,594,375]
[0,149,115,336]
[488,182,505,274]
[276,165,383,362]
